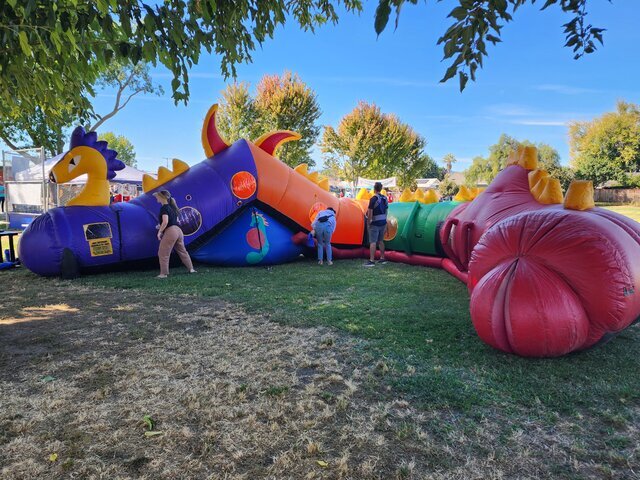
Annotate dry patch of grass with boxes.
[1,275,638,479]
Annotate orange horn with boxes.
[254,130,301,156]
[202,104,230,158]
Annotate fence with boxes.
[594,188,640,204]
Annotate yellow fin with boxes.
[356,188,371,200]
[538,178,563,204]
[423,189,439,204]
[142,174,156,193]
[564,180,595,211]
[317,177,329,191]
[530,176,549,200]
[519,146,538,170]
[506,146,539,171]
[142,159,190,193]
[172,158,189,175]
[399,190,414,202]
[528,169,549,190]
[294,164,308,176]
[454,185,472,202]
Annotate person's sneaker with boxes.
[377,258,388,265]
[318,260,323,265]
[327,261,333,266]
[363,261,376,267]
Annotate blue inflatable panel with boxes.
[192,207,302,266]
[8,212,38,230]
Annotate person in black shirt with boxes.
[153,190,196,278]
[364,182,388,267]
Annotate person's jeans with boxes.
[315,225,334,262]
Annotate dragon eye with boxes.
[70,155,80,166]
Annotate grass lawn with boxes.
[1,259,637,478]
[601,204,640,222]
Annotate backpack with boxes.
[373,194,388,213]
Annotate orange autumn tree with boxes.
[217,72,321,167]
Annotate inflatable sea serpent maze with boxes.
[19,102,640,358]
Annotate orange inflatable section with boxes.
[248,143,366,245]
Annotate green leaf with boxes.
[18,31,32,56]
[142,415,154,430]
[440,64,458,83]
[374,0,391,35]
[448,7,467,21]
[541,0,556,10]
[459,71,469,91]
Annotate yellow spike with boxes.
[157,166,173,183]
[142,174,156,193]
[538,178,563,204]
[399,190,414,202]
[307,171,319,183]
[518,146,538,170]
[454,185,473,202]
[294,164,308,176]
[423,189,439,204]
[381,188,387,197]
[531,176,549,200]
[172,158,189,175]
[528,169,549,190]
[142,160,190,193]
[564,180,595,211]
[414,189,425,201]
[317,177,329,191]
[356,188,370,200]
[506,149,519,166]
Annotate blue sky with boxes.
[75,1,640,172]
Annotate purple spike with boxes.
[70,127,86,149]
[85,132,98,145]
[66,127,125,178]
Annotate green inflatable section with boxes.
[385,201,461,257]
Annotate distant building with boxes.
[447,171,465,185]
[448,171,487,187]
[416,178,440,189]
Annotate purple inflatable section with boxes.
[19,140,258,276]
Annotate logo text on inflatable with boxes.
[231,171,257,199]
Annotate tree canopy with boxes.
[438,174,460,197]
[1,0,611,134]
[98,132,137,168]
[375,0,607,90]
[321,101,435,188]
[217,72,322,167]
[1,0,360,139]
[464,134,572,188]
[0,60,162,156]
[569,101,640,187]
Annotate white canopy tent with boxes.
[356,176,397,189]
[5,153,154,228]
[15,154,150,184]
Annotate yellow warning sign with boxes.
[89,238,113,257]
